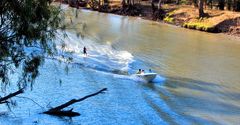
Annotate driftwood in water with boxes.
[0,89,24,104]
[43,88,107,117]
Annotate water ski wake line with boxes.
[54,31,166,83]
[54,31,133,74]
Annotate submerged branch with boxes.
[43,88,107,117]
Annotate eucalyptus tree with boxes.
[0,0,63,102]
[233,0,240,11]
[227,0,232,10]
[199,0,204,17]
[158,0,162,10]
[218,0,225,10]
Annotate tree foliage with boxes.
[0,0,62,90]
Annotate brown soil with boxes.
[165,5,240,33]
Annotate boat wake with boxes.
[152,75,166,83]
[55,31,134,75]
[53,31,166,83]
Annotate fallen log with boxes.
[43,88,107,117]
[44,108,81,117]
[0,88,24,104]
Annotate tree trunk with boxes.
[151,0,156,15]
[233,0,236,10]
[218,0,225,10]
[127,0,130,5]
[209,0,213,9]
[204,0,207,8]
[176,0,180,4]
[122,0,126,7]
[158,0,162,10]
[227,0,232,10]
[237,0,240,11]
[199,0,204,17]
[193,0,198,7]
[98,0,101,11]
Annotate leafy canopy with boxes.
[0,0,62,89]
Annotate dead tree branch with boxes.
[43,88,107,117]
[0,88,24,104]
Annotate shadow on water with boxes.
[141,76,240,124]
[165,76,221,88]
[184,115,223,125]
[165,76,240,102]
[142,93,179,125]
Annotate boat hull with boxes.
[136,73,157,82]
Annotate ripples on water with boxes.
[0,31,168,125]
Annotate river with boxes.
[0,5,240,125]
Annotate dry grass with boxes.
[163,5,240,32]
[108,0,122,8]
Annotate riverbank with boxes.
[161,5,240,36]
[109,3,240,37]
[56,1,240,37]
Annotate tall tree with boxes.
[176,0,180,4]
[158,0,162,10]
[199,0,204,17]
[151,0,156,15]
[98,0,101,10]
[122,0,126,7]
[208,0,213,9]
[218,0,225,10]
[227,0,232,10]
[0,0,62,93]
[193,0,198,7]
[233,0,240,11]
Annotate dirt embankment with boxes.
[162,5,240,36]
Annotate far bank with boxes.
[55,0,240,37]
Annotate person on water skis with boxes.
[136,69,142,74]
[83,46,87,56]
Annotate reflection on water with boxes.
[0,5,240,124]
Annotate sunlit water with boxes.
[1,5,240,125]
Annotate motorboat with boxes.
[135,73,157,82]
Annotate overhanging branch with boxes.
[0,88,24,104]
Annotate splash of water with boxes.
[55,31,134,75]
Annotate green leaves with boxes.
[0,0,62,89]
